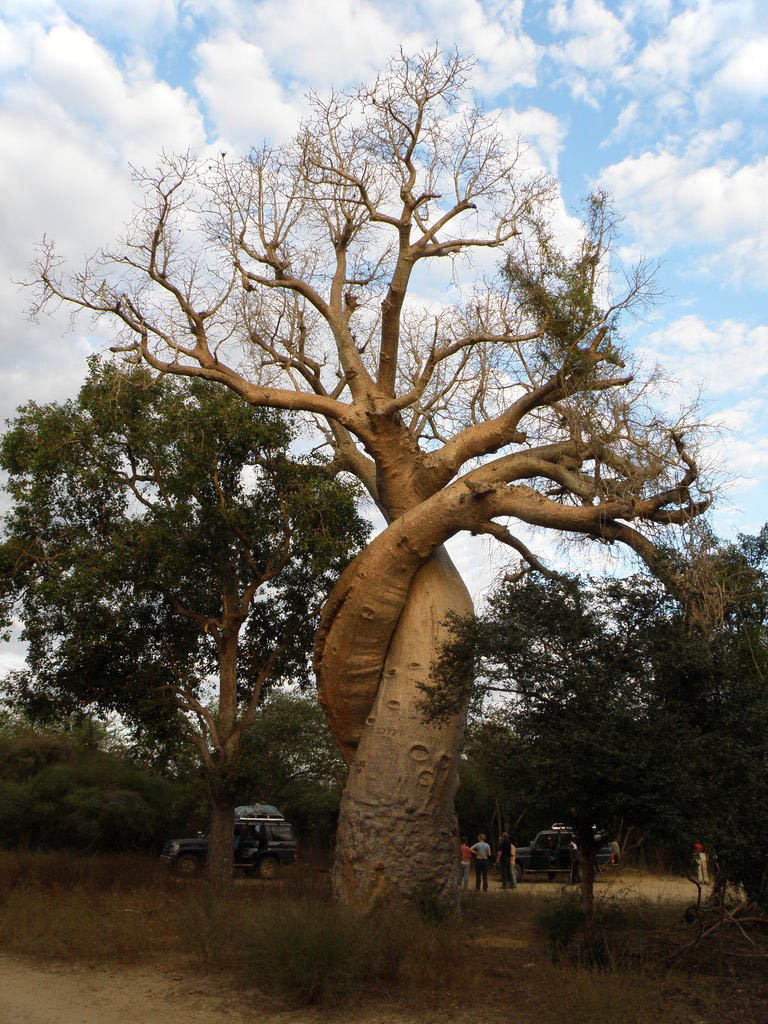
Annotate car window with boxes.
[534,833,554,849]
[269,823,294,842]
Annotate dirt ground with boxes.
[523,867,697,902]
[0,872,709,1024]
[0,956,412,1024]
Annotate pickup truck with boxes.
[513,826,617,883]
[161,814,297,878]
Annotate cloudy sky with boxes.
[1,0,767,624]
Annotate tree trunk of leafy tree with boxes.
[208,789,236,887]
[207,622,240,888]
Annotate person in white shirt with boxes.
[471,833,491,891]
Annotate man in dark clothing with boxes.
[471,833,491,891]
[496,831,516,889]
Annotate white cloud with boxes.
[195,31,303,149]
[548,0,632,96]
[252,0,410,87]
[635,315,768,502]
[500,105,566,174]
[620,0,672,23]
[0,18,30,69]
[187,0,539,97]
[640,316,768,397]
[0,16,205,427]
[20,22,205,164]
[602,100,639,146]
[598,146,768,286]
[418,0,539,92]
[714,37,768,98]
[79,0,178,38]
[632,2,738,89]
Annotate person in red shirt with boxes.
[458,836,473,889]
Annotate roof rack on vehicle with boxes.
[235,803,285,820]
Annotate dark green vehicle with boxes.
[513,825,617,883]
[162,805,297,878]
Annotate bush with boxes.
[184,892,469,1010]
[0,728,195,852]
[537,891,585,962]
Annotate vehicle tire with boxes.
[175,854,201,877]
[514,863,523,884]
[258,856,279,880]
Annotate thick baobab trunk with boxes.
[330,549,472,909]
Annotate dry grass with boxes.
[0,851,765,1021]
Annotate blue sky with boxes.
[1,0,767,609]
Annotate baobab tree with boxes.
[31,51,708,908]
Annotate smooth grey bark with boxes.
[332,548,472,908]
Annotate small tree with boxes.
[29,51,709,906]
[0,361,368,884]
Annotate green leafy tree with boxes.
[0,361,368,883]
[0,717,195,852]
[424,561,768,921]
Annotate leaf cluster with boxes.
[424,549,768,898]
[0,360,369,744]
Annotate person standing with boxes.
[693,840,709,884]
[496,831,516,889]
[568,838,580,885]
[458,836,473,890]
[471,833,491,892]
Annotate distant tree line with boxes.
[424,528,768,916]
[0,691,345,856]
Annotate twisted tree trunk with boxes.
[317,545,472,909]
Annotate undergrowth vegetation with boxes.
[1,852,765,1022]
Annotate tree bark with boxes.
[580,851,596,925]
[208,611,240,888]
[208,788,235,888]
[331,548,473,909]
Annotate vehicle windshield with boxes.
[270,823,294,842]
[533,833,555,849]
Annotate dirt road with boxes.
[0,955,419,1024]
[520,868,697,903]
[0,873,701,1024]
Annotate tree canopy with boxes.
[423,543,768,909]
[0,359,368,881]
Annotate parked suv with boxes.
[162,807,297,878]
[514,824,616,883]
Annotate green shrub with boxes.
[240,898,383,1007]
[0,728,194,852]
[537,891,585,961]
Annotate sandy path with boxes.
[0,956,255,1024]
[520,869,698,903]
[0,955,415,1024]
[0,873,698,1024]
